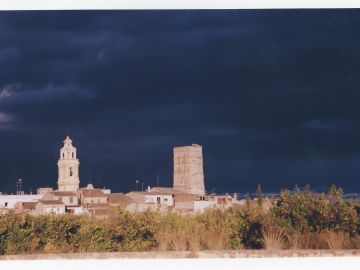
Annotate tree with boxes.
[256,184,263,208]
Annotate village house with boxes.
[194,195,217,213]
[107,193,137,212]
[78,184,107,205]
[42,191,78,206]
[126,191,172,213]
[14,201,37,214]
[0,194,44,209]
[34,200,65,216]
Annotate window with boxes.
[70,167,73,176]
[5,202,8,207]
[72,152,74,158]
[62,153,64,158]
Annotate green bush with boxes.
[0,186,359,254]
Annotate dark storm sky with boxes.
[1,10,360,195]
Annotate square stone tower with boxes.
[173,144,205,195]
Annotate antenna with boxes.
[156,172,159,187]
[16,179,23,195]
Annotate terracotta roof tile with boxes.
[38,200,64,205]
[53,191,77,196]
[107,193,135,206]
[82,189,106,197]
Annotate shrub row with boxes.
[0,186,359,254]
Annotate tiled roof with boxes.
[38,200,64,205]
[82,189,106,197]
[149,187,187,194]
[53,191,77,196]
[82,203,109,208]
[107,193,135,205]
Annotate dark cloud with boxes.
[0,10,360,194]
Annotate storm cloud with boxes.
[1,10,360,194]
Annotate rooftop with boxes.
[81,189,106,197]
[107,193,135,206]
[53,191,77,196]
[38,200,64,205]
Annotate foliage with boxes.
[0,186,359,254]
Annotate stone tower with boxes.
[57,136,80,191]
[173,144,205,195]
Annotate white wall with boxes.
[144,194,174,206]
[194,200,216,213]
[83,196,107,204]
[35,203,65,216]
[67,206,85,215]
[44,206,65,215]
[0,195,44,209]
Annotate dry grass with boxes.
[323,231,351,249]
[156,215,205,251]
[200,225,230,250]
[289,230,354,249]
[261,225,285,250]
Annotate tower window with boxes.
[72,152,74,158]
[62,153,64,158]
[70,167,73,176]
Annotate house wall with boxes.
[144,194,174,206]
[54,195,78,206]
[66,206,85,215]
[136,203,168,213]
[42,192,79,206]
[174,201,194,212]
[83,196,107,204]
[0,195,43,209]
[44,205,65,215]
[35,203,65,216]
[194,200,216,213]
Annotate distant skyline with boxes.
[1,10,360,194]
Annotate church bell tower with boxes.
[57,136,80,191]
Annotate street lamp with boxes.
[135,180,140,191]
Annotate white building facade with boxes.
[34,200,65,216]
[0,194,44,209]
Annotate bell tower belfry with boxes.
[57,136,80,191]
